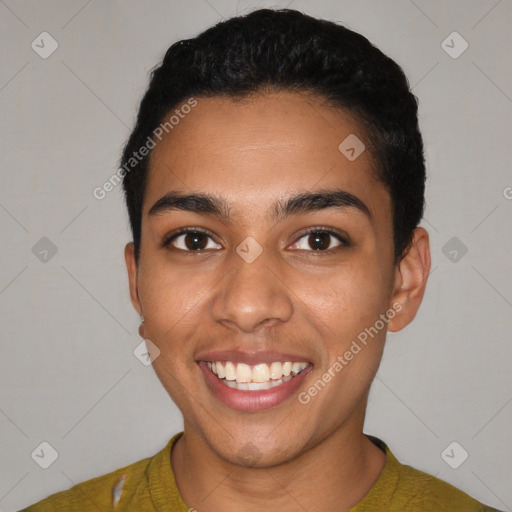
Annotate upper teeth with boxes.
[207,361,308,383]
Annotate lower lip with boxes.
[198,361,312,412]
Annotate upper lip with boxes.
[195,350,312,366]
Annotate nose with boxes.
[209,246,294,333]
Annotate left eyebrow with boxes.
[272,188,372,222]
[148,188,372,222]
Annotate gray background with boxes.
[0,1,511,510]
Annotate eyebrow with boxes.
[148,188,372,222]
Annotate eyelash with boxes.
[162,226,351,255]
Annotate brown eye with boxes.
[306,232,332,250]
[165,229,221,252]
[290,229,349,252]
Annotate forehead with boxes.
[144,91,389,221]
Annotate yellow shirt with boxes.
[20,432,502,511]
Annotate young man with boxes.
[22,8,502,512]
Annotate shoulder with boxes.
[19,456,152,511]
[367,436,503,512]
[18,435,180,512]
[396,462,500,511]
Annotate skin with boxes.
[125,91,431,511]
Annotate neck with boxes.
[171,417,386,511]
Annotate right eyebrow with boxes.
[148,190,232,221]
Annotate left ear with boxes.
[387,227,431,332]
[124,242,146,338]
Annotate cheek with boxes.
[139,257,208,319]
[304,271,388,405]
[298,261,390,341]
[137,261,211,365]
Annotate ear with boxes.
[387,227,431,332]
[124,242,142,317]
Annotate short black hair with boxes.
[121,8,425,265]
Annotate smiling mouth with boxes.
[203,360,311,391]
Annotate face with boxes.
[125,91,430,467]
